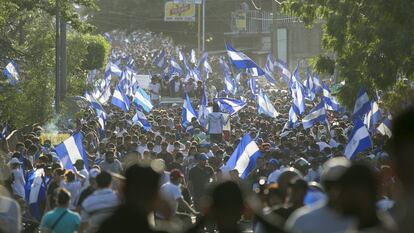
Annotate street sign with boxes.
[165,1,196,22]
[173,0,202,4]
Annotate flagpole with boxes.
[202,0,205,52]
[55,0,61,113]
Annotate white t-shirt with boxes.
[149,83,161,100]
[11,168,26,199]
[61,181,82,210]
[159,182,182,217]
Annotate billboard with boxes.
[165,1,196,22]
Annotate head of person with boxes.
[64,170,75,183]
[337,164,379,222]
[213,103,220,113]
[320,157,351,208]
[209,181,244,230]
[74,159,84,171]
[96,171,112,189]
[122,165,160,213]
[390,108,414,192]
[197,153,208,166]
[53,168,65,182]
[56,188,71,208]
[286,177,308,207]
[170,169,183,185]
[105,150,115,163]
[161,141,168,151]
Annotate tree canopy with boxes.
[283,0,414,112]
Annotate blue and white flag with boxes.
[313,74,323,94]
[257,90,279,118]
[344,119,372,159]
[292,80,306,115]
[25,169,47,221]
[352,88,371,119]
[182,95,198,127]
[153,49,166,68]
[190,49,197,64]
[226,134,262,179]
[215,98,247,115]
[0,124,8,140]
[322,81,331,97]
[111,85,131,112]
[377,116,392,138]
[132,110,151,131]
[364,101,382,130]
[86,69,97,85]
[103,32,112,41]
[133,87,153,113]
[106,61,123,77]
[84,92,104,112]
[169,56,184,76]
[248,77,258,97]
[324,96,340,112]
[3,61,19,85]
[265,54,275,73]
[288,106,299,128]
[219,56,232,77]
[224,75,234,94]
[54,133,89,170]
[305,69,315,100]
[302,101,326,129]
[274,59,291,83]
[198,52,212,74]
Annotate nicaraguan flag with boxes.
[265,54,275,73]
[132,110,151,131]
[169,56,184,76]
[377,116,392,138]
[274,59,291,83]
[288,106,299,128]
[352,88,371,119]
[344,119,372,159]
[226,134,262,179]
[153,49,166,68]
[106,61,123,77]
[182,95,198,127]
[215,98,247,115]
[111,85,131,112]
[84,92,104,112]
[224,74,234,94]
[198,52,212,74]
[25,169,47,221]
[313,75,323,94]
[305,69,315,100]
[219,56,232,77]
[190,49,197,64]
[364,101,382,130]
[324,96,340,112]
[3,61,19,85]
[302,100,326,129]
[257,90,279,118]
[54,133,89,170]
[248,77,258,97]
[133,87,153,113]
[292,80,306,115]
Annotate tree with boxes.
[0,0,108,128]
[283,0,414,112]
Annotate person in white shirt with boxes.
[81,171,119,233]
[149,77,161,105]
[156,169,198,222]
[74,159,89,188]
[60,170,82,210]
[8,158,25,200]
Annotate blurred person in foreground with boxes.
[96,164,167,233]
[285,157,355,233]
[389,108,414,233]
[337,164,396,233]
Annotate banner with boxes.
[165,1,196,22]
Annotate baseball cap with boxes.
[8,157,23,165]
[170,169,183,180]
[198,153,209,161]
[320,157,351,184]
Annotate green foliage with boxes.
[0,0,99,129]
[283,0,414,112]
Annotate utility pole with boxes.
[55,0,61,113]
[60,18,67,99]
[201,0,205,52]
[197,4,201,53]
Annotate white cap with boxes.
[321,157,351,184]
[8,157,23,165]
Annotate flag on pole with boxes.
[3,61,19,85]
[288,106,299,128]
[153,49,166,68]
[377,116,392,138]
[215,98,247,115]
[190,49,197,64]
[169,56,184,76]
[133,87,154,113]
[25,169,47,221]
[224,75,234,94]
[364,101,382,130]
[274,59,291,83]
[54,133,89,170]
[182,95,198,127]
[352,88,371,119]
[344,119,372,159]
[219,56,232,77]
[111,85,131,112]
[257,90,279,118]
[226,134,262,179]
[302,100,326,129]
[132,110,151,131]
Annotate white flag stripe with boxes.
[63,136,83,164]
[234,141,260,176]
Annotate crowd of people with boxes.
[0,31,414,233]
